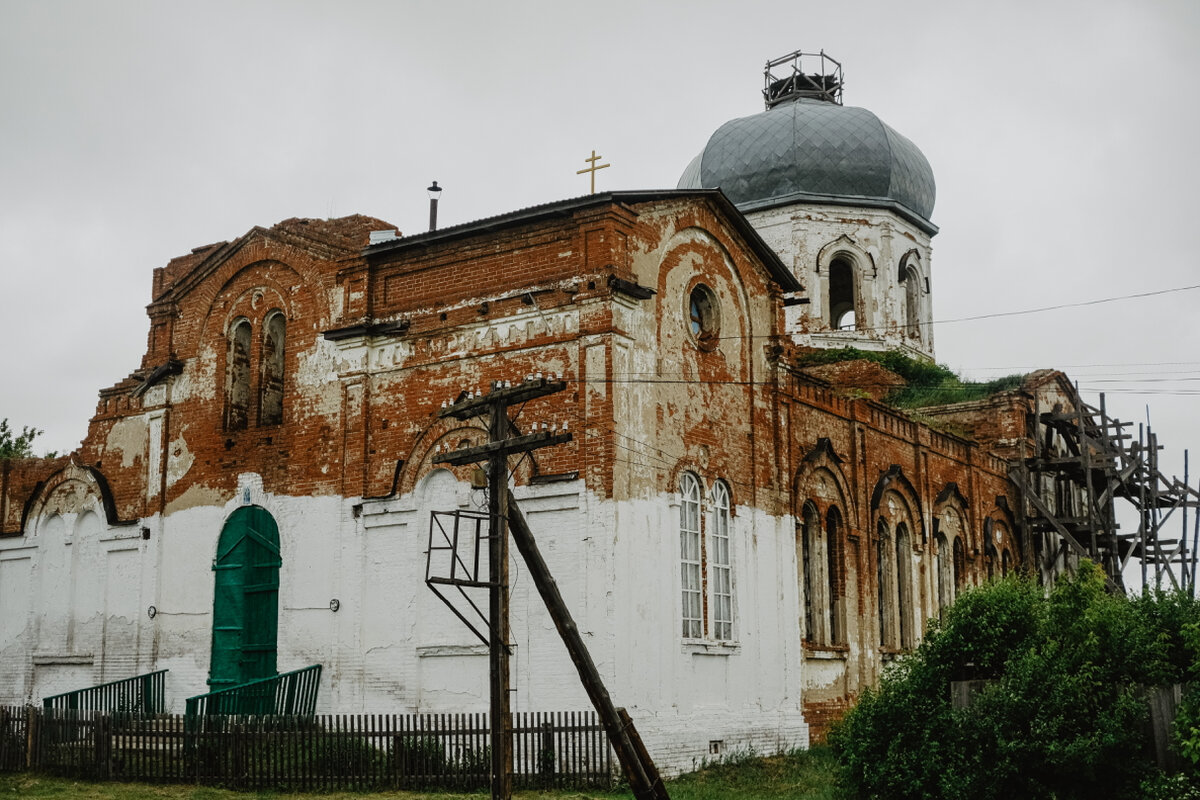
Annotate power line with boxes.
[712,282,1200,340]
[926,284,1200,327]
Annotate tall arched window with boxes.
[828,257,856,330]
[993,520,1013,577]
[710,482,733,641]
[826,505,844,645]
[953,537,967,592]
[679,473,703,638]
[225,319,252,431]
[896,523,914,649]
[799,502,821,643]
[259,312,286,426]
[936,532,953,616]
[984,519,997,581]
[904,267,921,339]
[877,518,896,648]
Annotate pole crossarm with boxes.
[432,431,572,466]
[439,378,568,420]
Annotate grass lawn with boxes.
[0,746,849,800]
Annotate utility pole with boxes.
[434,376,571,800]
[433,373,667,800]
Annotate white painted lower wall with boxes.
[0,471,808,775]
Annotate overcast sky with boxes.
[2,0,1198,490]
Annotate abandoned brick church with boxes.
[1,52,1167,770]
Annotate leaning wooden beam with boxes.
[1013,470,1121,592]
[506,492,668,800]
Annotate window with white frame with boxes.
[678,473,735,641]
[710,481,733,641]
[679,473,703,638]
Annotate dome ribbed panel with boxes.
[677,99,935,222]
[881,125,936,220]
[678,153,704,189]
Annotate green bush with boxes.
[794,346,1025,408]
[830,563,1200,800]
[1175,621,1200,783]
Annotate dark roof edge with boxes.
[735,190,939,236]
[363,189,802,293]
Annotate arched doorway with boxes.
[209,505,280,690]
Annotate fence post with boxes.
[540,721,555,781]
[24,705,37,769]
[95,713,112,779]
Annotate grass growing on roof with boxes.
[795,347,1025,409]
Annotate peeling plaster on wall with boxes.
[37,480,97,520]
[105,416,150,470]
[165,431,194,489]
[164,483,227,516]
[180,343,219,403]
[142,385,166,407]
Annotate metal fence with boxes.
[42,670,167,715]
[0,706,613,791]
[185,665,321,719]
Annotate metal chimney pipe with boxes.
[427,181,442,231]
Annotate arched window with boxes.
[896,523,914,649]
[877,519,896,648]
[225,319,252,431]
[953,537,967,592]
[904,267,921,339]
[826,505,845,645]
[259,312,286,426]
[688,284,721,349]
[710,482,733,641]
[936,532,953,616]
[1002,548,1012,577]
[984,519,997,581]
[679,473,703,638]
[828,257,856,331]
[799,502,821,642]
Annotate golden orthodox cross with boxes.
[576,150,610,194]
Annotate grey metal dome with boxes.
[678,97,936,226]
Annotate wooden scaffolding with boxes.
[1012,390,1200,595]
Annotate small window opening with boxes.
[828,257,856,330]
[688,284,720,347]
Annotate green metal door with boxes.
[209,505,280,697]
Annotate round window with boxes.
[688,284,720,347]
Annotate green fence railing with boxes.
[42,669,168,715]
[185,664,322,719]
